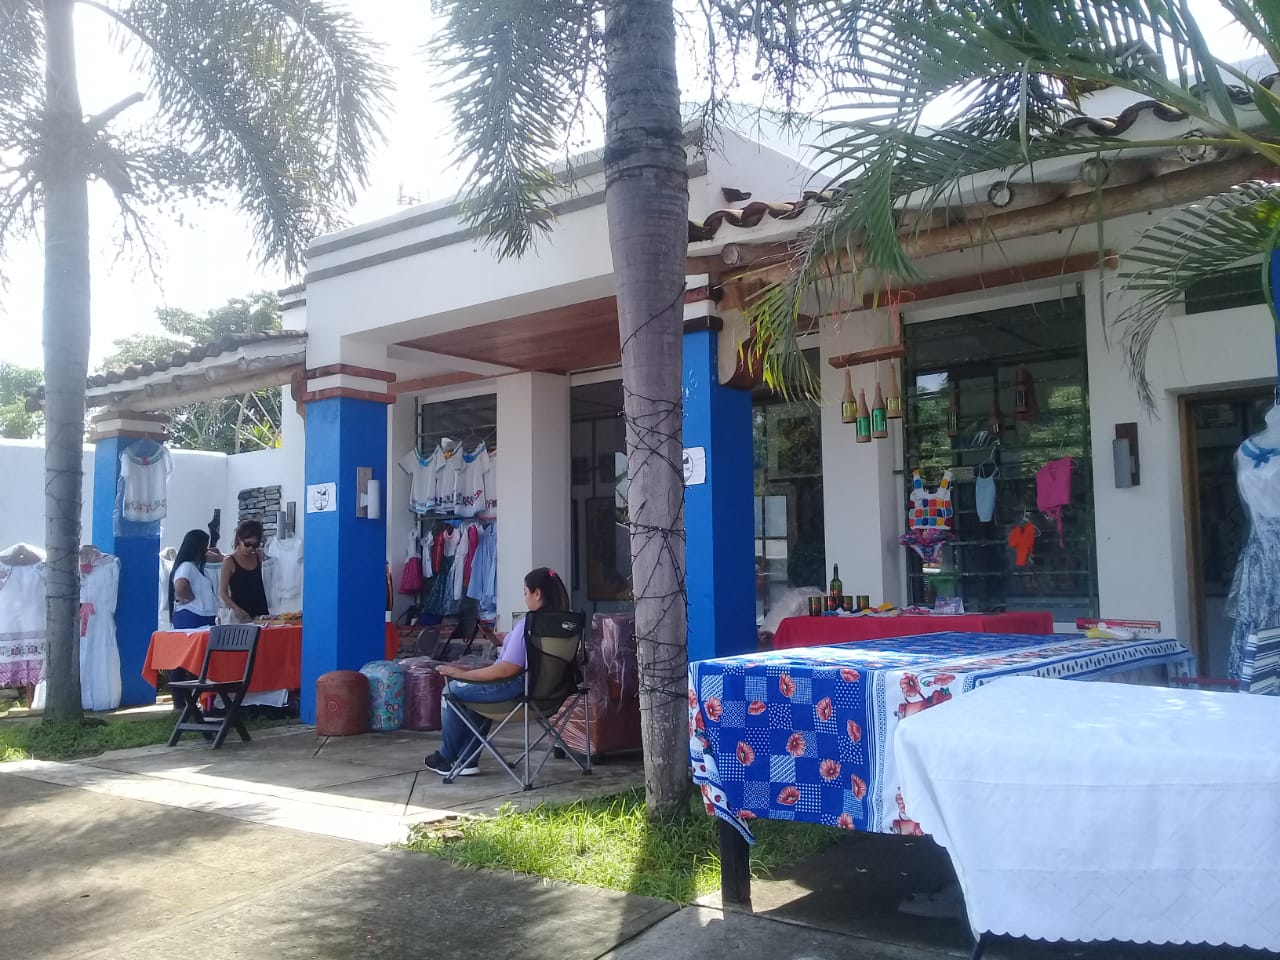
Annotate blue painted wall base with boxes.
[301,396,389,723]
[683,327,757,663]
[91,435,160,707]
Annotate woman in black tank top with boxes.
[220,519,270,621]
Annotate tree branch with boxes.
[84,92,145,134]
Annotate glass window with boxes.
[753,349,826,623]
[903,297,1097,622]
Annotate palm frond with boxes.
[430,0,601,259]
[1113,179,1280,407]
[84,0,390,273]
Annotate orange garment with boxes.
[1008,523,1037,567]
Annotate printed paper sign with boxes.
[682,447,707,486]
[306,482,337,513]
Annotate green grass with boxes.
[404,787,836,904]
[0,713,295,762]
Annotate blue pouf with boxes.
[359,659,405,731]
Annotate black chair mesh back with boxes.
[524,610,586,702]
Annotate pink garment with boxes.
[1036,457,1074,547]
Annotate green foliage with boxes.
[101,292,285,454]
[404,787,835,904]
[746,0,1280,403]
[0,361,43,438]
[0,713,294,762]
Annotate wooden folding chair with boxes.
[167,623,262,749]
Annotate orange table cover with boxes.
[143,623,399,692]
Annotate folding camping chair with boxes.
[440,609,591,790]
[167,623,262,749]
[1169,626,1280,695]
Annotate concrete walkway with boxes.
[1,727,1271,959]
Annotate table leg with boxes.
[968,933,990,960]
[719,820,751,905]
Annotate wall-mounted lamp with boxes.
[356,467,381,519]
[1113,422,1140,488]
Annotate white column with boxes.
[496,372,571,627]
[819,312,905,605]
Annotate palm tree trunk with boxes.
[602,0,689,820]
[41,0,90,722]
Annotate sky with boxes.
[0,0,1258,371]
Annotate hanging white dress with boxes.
[0,561,47,689]
[120,442,172,522]
[79,555,122,711]
[263,537,303,614]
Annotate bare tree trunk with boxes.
[40,0,89,722]
[603,0,689,820]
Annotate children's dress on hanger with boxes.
[0,556,47,690]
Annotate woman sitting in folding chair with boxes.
[424,567,569,777]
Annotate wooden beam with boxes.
[852,251,1118,312]
[828,344,908,370]
[724,155,1277,289]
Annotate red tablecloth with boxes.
[142,623,399,692]
[772,611,1055,649]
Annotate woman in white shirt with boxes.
[169,529,219,628]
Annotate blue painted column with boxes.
[301,394,389,722]
[683,316,757,663]
[91,418,168,707]
[1269,250,1280,406]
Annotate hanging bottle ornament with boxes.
[885,358,904,420]
[841,369,856,425]
[947,380,960,437]
[1014,364,1039,422]
[856,387,872,443]
[991,389,1005,440]
[871,367,888,439]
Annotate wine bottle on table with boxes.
[828,563,843,611]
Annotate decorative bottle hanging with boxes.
[871,370,888,439]
[841,369,856,424]
[947,380,960,437]
[990,389,1005,440]
[885,359,904,420]
[855,387,872,443]
[1014,364,1039,421]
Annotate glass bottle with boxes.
[828,563,843,611]
[885,359,904,420]
[841,369,856,424]
[871,378,888,438]
[856,388,872,443]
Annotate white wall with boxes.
[0,433,298,555]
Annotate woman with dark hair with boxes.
[220,519,270,622]
[424,567,570,777]
[168,528,219,714]
[170,529,218,628]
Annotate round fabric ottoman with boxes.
[360,659,405,731]
[316,670,369,737]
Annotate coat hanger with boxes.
[0,543,45,565]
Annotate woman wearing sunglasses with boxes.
[220,519,270,623]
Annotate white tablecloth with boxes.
[895,675,1280,951]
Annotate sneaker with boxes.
[424,751,478,777]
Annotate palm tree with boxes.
[750,0,1280,405]
[0,0,388,721]
[430,0,835,818]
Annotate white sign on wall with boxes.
[682,447,707,486]
[306,482,337,513]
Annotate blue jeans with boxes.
[442,675,525,765]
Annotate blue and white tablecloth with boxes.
[688,632,1194,843]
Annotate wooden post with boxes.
[719,820,752,904]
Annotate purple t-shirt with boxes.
[496,617,527,670]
